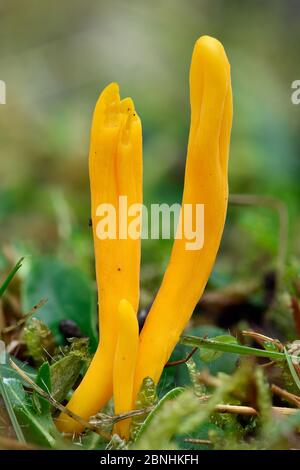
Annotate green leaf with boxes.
[199,335,238,362]
[22,257,98,350]
[50,354,84,403]
[2,376,63,448]
[0,257,24,297]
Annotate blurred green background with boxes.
[0,0,299,308]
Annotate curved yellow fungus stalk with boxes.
[133,36,233,399]
[57,83,142,433]
[113,299,139,440]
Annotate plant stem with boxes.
[271,384,300,408]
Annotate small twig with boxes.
[258,361,277,369]
[183,438,212,446]
[242,330,284,351]
[9,359,111,440]
[165,347,198,368]
[270,406,299,416]
[0,298,47,335]
[214,403,297,416]
[113,407,154,423]
[90,406,154,426]
[214,403,257,416]
[271,384,300,408]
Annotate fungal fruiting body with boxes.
[57,84,142,433]
[133,36,233,400]
[113,299,139,439]
[56,35,232,439]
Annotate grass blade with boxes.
[180,334,298,362]
[0,257,24,298]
